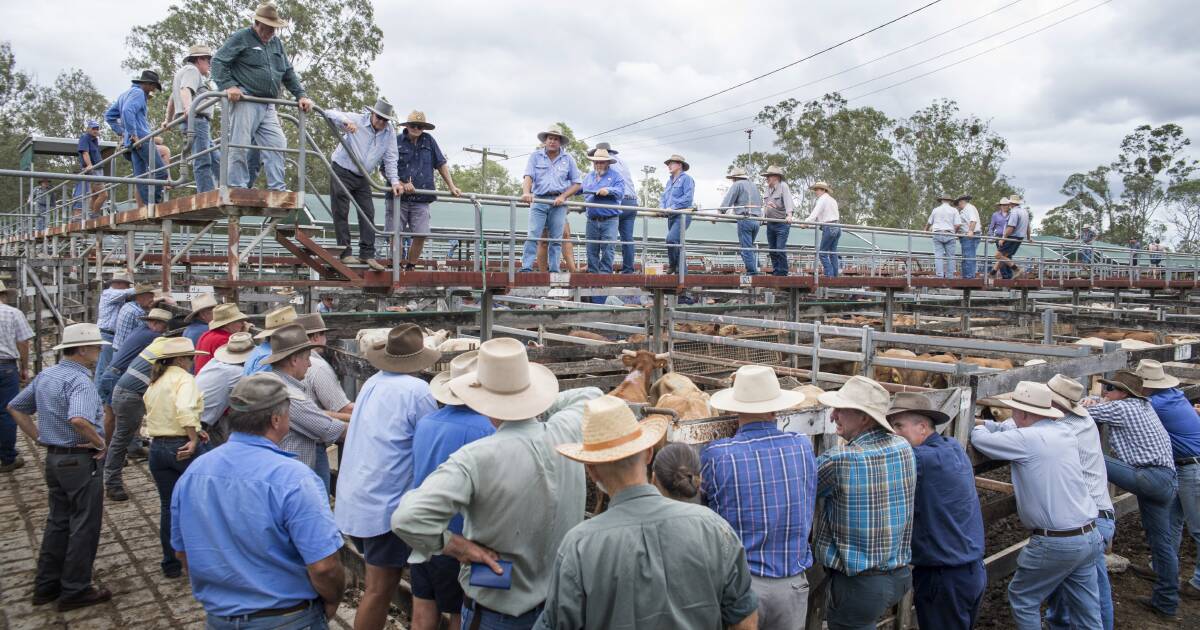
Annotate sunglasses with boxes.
[405,124,423,129]
[1102,383,1118,392]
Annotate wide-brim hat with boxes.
[1008,195,1024,205]
[449,337,559,421]
[818,375,893,432]
[155,336,209,360]
[365,97,396,122]
[53,323,111,351]
[538,124,567,143]
[1134,359,1180,389]
[365,323,442,374]
[132,69,163,91]
[253,2,289,28]
[556,395,668,464]
[664,154,690,171]
[295,312,331,334]
[431,351,479,405]
[214,331,256,364]
[937,193,956,202]
[185,292,219,322]
[110,271,134,285]
[254,304,297,340]
[996,197,1012,207]
[587,142,617,156]
[885,391,950,428]
[132,282,157,296]
[993,381,1064,418]
[1046,374,1088,416]
[140,307,173,324]
[1098,370,1147,399]
[0,280,13,293]
[182,44,214,62]
[404,110,435,130]
[263,323,318,365]
[711,365,805,414]
[726,167,749,180]
[587,148,616,163]
[810,180,831,192]
[762,165,785,179]
[210,303,250,330]
[955,194,974,202]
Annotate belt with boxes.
[463,597,542,630]
[44,445,96,455]
[100,328,115,335]
[536,191,564,198]
[1177,456,1200,467]
[332,162,364,178]
[853,567,904,577]
[151,435,189,441]
[0,358,16,364]
[1031,522,1095,538]
[1098,509,1115,520]
[241,600,315,620]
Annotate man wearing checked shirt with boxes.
[94,271,134,383]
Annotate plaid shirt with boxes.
[97,287,133,331]
[278,372,346,470]
[303,351,350,412]
[815,428,916,576]
[111,301,147,351]
[9,359,104,446]
[1087,397,1175,469]
[701,421,817,578]
[0,303,33,359]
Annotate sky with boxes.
[3,0,1198,234]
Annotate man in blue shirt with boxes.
[520,124,582,273]
[94,271,134,384]
[580,148,624,280]
[702,365,814,630]
[76,120,107,220]
[888,393,986,630]
[386,110,462,272]
[243,304,297,376]
[719,167,765,274]
[588,143,640,273]
[660,154,695,274]
[172,373,345,627]
[105,70,163,206]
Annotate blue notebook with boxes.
[469,560,513,590]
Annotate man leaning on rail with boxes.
[164,44,221,194]
[718,166,764,275]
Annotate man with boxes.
[813,376,915,629]
[0,281,32,473]
[972,381,1103,630]
[297,313,353,419]
[536,395,760,630]
[386,110,461,271]
[182,293,218,347]
[1133,360,1200,601]
[580,148,625,278]
[243,304,297,375]
[993,196,1031,279]
[955,194,981,279]
[988,197,1012,238]
[702,365,813,629]
[164,44,220,193]
[887,393,985,630]
[1128,238,1141,267]
[31,177,55,233]
[1080,224,1098,265]
[805,181,840,277]
[926,194,963,279]
[196,303,249,372]
[1149,239,1165,268]
[105,70,164,205]
[408,351,495,630]
[392,337,602,630]
[660,154,695,275]
[719,167,764,275]
[76,120,108,219]
[519,124,582,273]
[335,324,439,630]
[196,331,254,447]
[317,294,335,314]
[8,324,111,611]
[171,373,345,627]
[587,142,639,274]
[211,2,314,191]
[324,98,402,271]
[95,271,134,382]
[1082,370,1179,620]
[111,283,158,355]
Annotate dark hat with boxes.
[366,97,396,122]
[885,392,950,428]
[365,324,442,373]
[587,142,618,157]
[132,70,163,91]
[263,323,318,365]
[955,194,973,202]
[1098,370,1147,399]
[295,312,331,334]
[229,373,295,413]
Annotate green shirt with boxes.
[211,27,306,99]
[534,484,759,630]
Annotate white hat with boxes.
[993,381,1063,418]
[448,337,559,421]
[430,351,478,405]
[710,365,805,414]
[53,323,111,351]
[1046,374,1088,416]
[1134,359,1180,389]
[214,332,256,364]
[818,375,894,432]
[555,395,667,463]
[153,336,209,361]
[186,293,219,322]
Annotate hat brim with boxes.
[157,350,210,360]
[1098,378,1146,399]
[538,131,564,143]
[430,370,463,405]
[264,342,319,366]
[254,15,289,28]
[886,407,951,427]
[810,184,830,192]
[587,148,618,156]
[134,78,164,91]
[214,346,255,365]
[726,174,748,180]
[556,417,668,464]
[995,397,1065,418]
[1048,392,1088,417]
[587,155,616,162]
[818,390,893,432]
[253,327,282,341]
[366,107,395,122]
[664,159,690,171]
[366,344,442,374]
[52,339,111,351]
[211,314,249,330]
[1140,375,1180,389]
[184,305,216,323]
[139,316,171,323]
[710,388,806,414]
[449,362,559,421]
[405,120,435,130]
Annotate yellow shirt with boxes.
[143,365,204,437]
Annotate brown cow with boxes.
[873,348,917,384]
[718,324,741,337]
[610,350,668,403]
[649,372,713,420]
[915,353,958,388]
[626,333,648,344]
[961,357,1015,371]
[1122,331,1157,344]
[568,330,610,342]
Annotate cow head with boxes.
[621,349,669,372]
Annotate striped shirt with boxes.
[303,351,349,412]
[9,359,104,446]
[112,301,147,351]
[196,358,243,427]
[1087,397,1175,469]
[701,421,817,578]
[277,372,346,470]
[0,303,33,360]
[1057,411,1113,512]
[97,287,133,331]
[815,428,916,576]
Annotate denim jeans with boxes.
[0,363,20,464]
[460,604,542,630]
[94,331,114,385]
[819,225,841,277]
[1105,457,1179,613]
[736,219,760,273]
[130,142,163,204]
[207,602,328,630]
[913,560,986,630]
[932,233,957,278]
[228,101,287,190]
[959,236,979,278]
[766,222,790,276]
[1171,462,1200,590]
[585,216,618,274]
[181,118,220,193]
[826,567,911,630]
[1045,516,1115,630]
[150,437,205,572]
[618,200,638,273]
[520,202,566,272]
[665,213,692,271]
[314,445,331,494]
[104,386,146,491]
[1008,529,1103,630]
[96,368,120,405]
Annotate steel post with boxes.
[479,290,494,341]
[651,289,665,355]
[161,218,172,290]
[228,214,240,283]
[1042,308,1055,345]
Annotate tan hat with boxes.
[153,336,209,361]
[253,2,288,28]
[404,110,435,130]
[1098,370,1147,399]
[537,124,567,143]
[818,375,894,432]
[726,167,749,180]
[254,304,297,341]
[210,303,250,330]
[229,373,296,413]
[53,323,111,351]
[996,197,1013,207]
[186,293,219,322]
[937,193,956,202]
[885,392,950,428]
[1134,359,1180,389]
[365,324,442,374]
[448,337,559,421]
[1008,194,1024,205]
[993,381,1064,418]
[710,365,805,414]
[762,165,785,179]
[132,283,157,296]
[587,148,617,163]
[214,331,256,365]
[295,312,331,335]
[140,308,173,324]
[1046,374,1088,416]
[263,323,317,365]
[555,395,668,464]
[664,154,690,171]
[110,271,133,285]
[810,181,832,193]
[430,351,478,405]
[182,44,214,62]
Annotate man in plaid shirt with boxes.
[110,284,158,353]
[814,376,916,629]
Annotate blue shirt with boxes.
[78,132,101,171]
[9,359,104,446]
[98,287,133,331]
[104,84,151,147]
[109,327,160,374]
[909,432,985,567]
[580,168,625,218]
[334,372,438,537]
[243,340,273,375]
[660,172,695,210]
[610,156,638,201]
[523,148,582,196]
[411,404,496,535]
[720,180,763,217]
[326,109,399,183]
[1147,388,1200,459]
[393,129,447,204]
[170,433,343,617]
[701,421,817,578]
[112,301,147,351]
[183,321,207,347]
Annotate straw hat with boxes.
[537,124,567,143]
[710,365,805,414]
[810,181,832,193]
[404,110,435,130]
[726,167,749,180]
[253,2,288,28]
[139,308,173,324]
[430,351,478,405]
[182,44,214,62]
[818,375,894,432]
[587,142,618,156]
[214,331,256,365]
[1046,374,1088,416]
[996,197,1012,207]
[885,392,949,428]
[53,323,111,351]
[1008,195,1024,205]
[556,395,668,464]
[761,165,785,179]
[132,283,157,296]
[365,97,396,122]
[154,337,209,361]
[1134,359,1180,389]
[263,323,317,365]
[295,312,331,335]
[448,337,559,421]
[664,154,690,171]
[1098,370,1146,399]
[364,324,442,374]
[937,193,956,202]
[210,303,250,330]
[185,293,219,322]
[254,304,297,341]
[992,381,1064,418]
[587,148,617,163]
[110,271,133,286]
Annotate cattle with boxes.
[1091,329,1159,344]
[437,338,479,353]
[873,348,917,384]
[674,322,720,335]
[961,357,1015,371]
[626,333,648,345]
[718,324,741,337]
[914,353,958,389]
[649,372,713,420]
[423,329,451,350]
[568,330,610,342]
[610,350,668,404]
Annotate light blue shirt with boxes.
[112,301,147,352]
[325,109,399,184]
[104,85,150,146]
[720,180,763,217]
[9,359,104,447]
[243,340,273,375]
[610,155,638,201]
[170,432,344,617]
[523,148,582,196]
[660,172,695,210]
[195,358,243,427]
[183,321,207,347]
[411,404,496,535]
[580,168,625,218]
[98,287,133,331]
[334,371,437,537]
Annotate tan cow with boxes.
[873,348,917,384]
[610,350,668,404]
[650,372,713,420]
[568,330,610,342]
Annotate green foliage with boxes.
[442,161,519,196]
[1040,166,1122,239]
[638,174,664,208]
[552,121,591,174]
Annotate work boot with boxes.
[0,456,24,473]
[1182,582,1200,600]
[1127,563,1157,582]
[57,586,112,612]
[1135,597,1180,621]
[340,255,362,265]
[106,487,129,502]
[32,588,60,605]
[366,259,386,272]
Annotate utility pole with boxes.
[463,146,508,194]
[744,128,754,177]
[641,165,656,207]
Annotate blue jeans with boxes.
[932,233,957,278]
[819,225,841,277]
[586,216,618,274]
[1105,457,1179,613]
[182,118,220,193]
[460,604,542,630]
[314,446,331,494]
[130,142,163,204]
[520,202,566,272]
[228,101,287,190]
[959,236,979,278]
[665,213,692,271]
[96,368,120,405]
[1008,529,1103,630]
[149,437,207,573]
[736,219,760,273]
[912,560,986,630]
[1171,462,1200,590]
[766,222,790,276]
[0,363,20,464]
[618,200,638,273]
[207,602,327,630]
[94,331,114,385]
[1046,516,1115,630]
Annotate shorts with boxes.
[385,199,431,236]
[998,237,1023,258]
[349,531,411,569]
[410,554,465,613]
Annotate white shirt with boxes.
[958,203,980,235]
[195,358,243,427]
[927,204,962,232]
[805,193,839,223]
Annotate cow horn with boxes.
[654,353,669,360]
[621,349,638,357]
